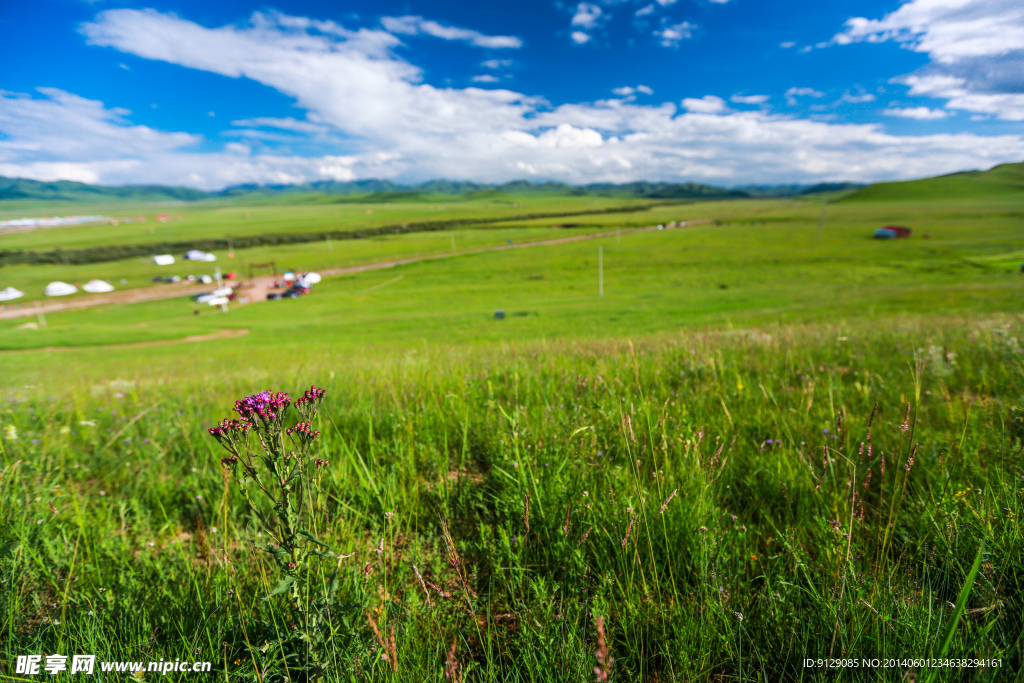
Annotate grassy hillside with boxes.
[1,190,1022,681]
[841,162,1024,202]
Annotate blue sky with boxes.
[1,0,1022,189]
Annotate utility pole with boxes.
[598,246,604,298]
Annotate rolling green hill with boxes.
[0,176,208,202]
[840,161,1024,202]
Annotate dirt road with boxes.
[0,221,708,322]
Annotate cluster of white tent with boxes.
[296,272,321,287]
[19,280,117,297]
[152,251,216,266]
[184,249,217,262]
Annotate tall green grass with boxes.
[1,316,1021,680]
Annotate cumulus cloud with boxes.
[612,85,654,98]
[654,21,695,47]
[571,3,603,29]
[883,106,949,120]
[472,74,500,83]
[731,94,770,105]
[682,95,727,114]
[481,59,512,69]
[571,31,591,45]
[897,74,1024,120]
[2,8,1021,189]
[380,15,521,49]
[780,41,796,48]
[635,5,655,17]
[785,87,825,105]
[833,0,1024,120]
[834,0,1023,62]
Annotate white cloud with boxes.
[708,0,730,4]
[0,88,197,163]
[654,21,695,47]
[571,31,592,45]
[785,87,825,105]
[898,74,1024,120]
[883,106,949,120]
[571,3,603,29]
[835,0,1023,63]
[833,0,1024,121]
[612,85,654,98]
[481,59,512,69]
[656,0,679,6]
[381,15,521,49]
[840,92,876,103]
[2,9,1021,190]
[472,74,500,83]
[780,41,796,48]
[731,94,770,105]
[635,5,655,17]
[682,95,727,114]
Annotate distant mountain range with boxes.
[0,177,208,202]
[0,175,866,203]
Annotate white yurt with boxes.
[185,249,217,262]
[153,254,175,266]
[211,287,233,298]
[44,281,78,296]
[82,280,115,293]
[0,286,25,301]
[297,272,321,287]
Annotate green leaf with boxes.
[925,544,984,683]
[265,575,295,599]
[298,530,334,550]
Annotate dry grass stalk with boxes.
[366,612,398,672]
[440,516,477,604]
[563,503,572,537]
[621,515,635,548]
[659,489,677,514]
[413,564,432,607]
[444,637,463,683]
[593,615,613,681]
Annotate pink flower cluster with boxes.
[208,418,251,439]
[286,420,321,440]
[294,385,326,411]
[234,390,291,421]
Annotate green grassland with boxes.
[1,168,1023,681]
[0,194,648,252]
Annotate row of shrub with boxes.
[0,204,665,268]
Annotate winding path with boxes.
[0,220,710,322]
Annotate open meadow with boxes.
[1,172,1023,681]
